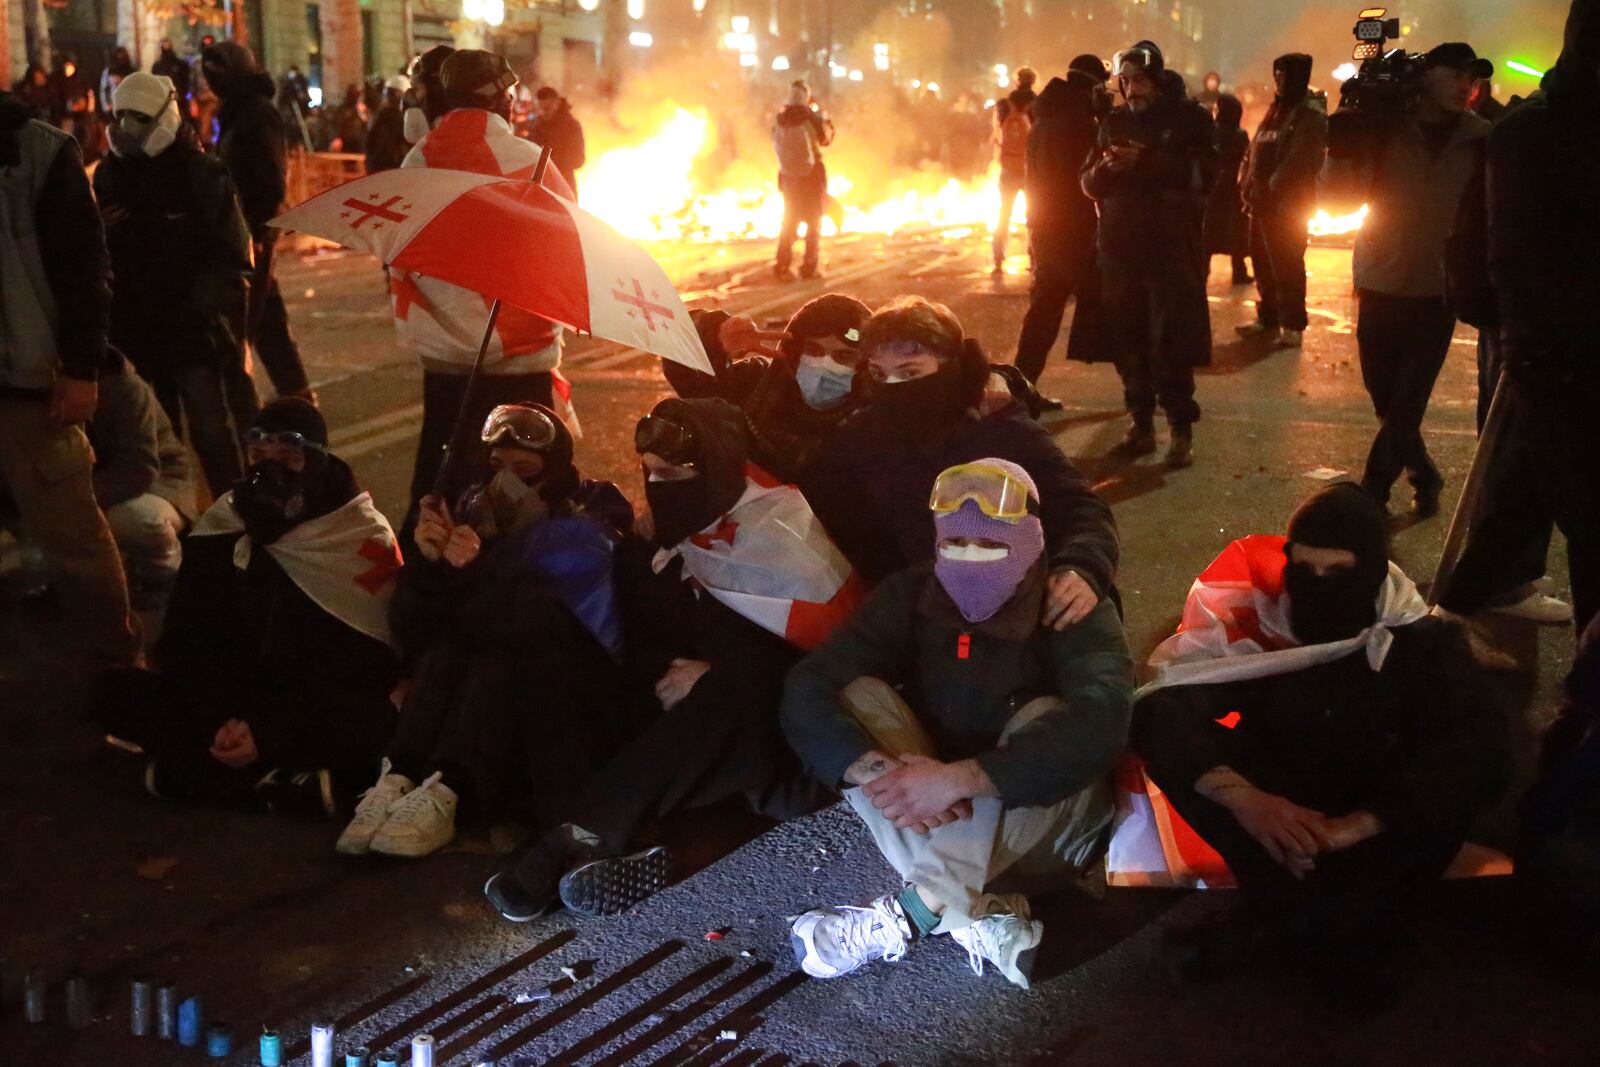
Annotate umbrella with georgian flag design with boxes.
[267,166,712,374]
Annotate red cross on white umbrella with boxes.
[269,167,712,374]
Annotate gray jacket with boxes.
[1321,110,1491,298]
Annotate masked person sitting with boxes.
[336,404,637,859]
[1131,483,1508,1004]
[805,297,1118,634]
[782,460,1132,987]
[90,399,403,816]
[483,397,862,921]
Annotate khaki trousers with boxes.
[0,400,138,668]
[840,677,1112,933]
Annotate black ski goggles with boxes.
[634,413,699,466]
[481,404,558,451]
[244,427,325,453]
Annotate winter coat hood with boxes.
[203,41,274,100]
[1215,93,1243,130]
[1274,53,1314,104]
[1546,0,1599,108]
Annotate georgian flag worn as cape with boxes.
[1106,534,1509,888]
[191,491,403,649]
[653,465,865,651]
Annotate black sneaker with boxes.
[253,768,337,819]
[493,825,601,923]
[484,871,551,923]
[558,847,673,917]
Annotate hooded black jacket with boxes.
[1242,54,1328,214]
[1025,73,1102,240]
[527,99,586,188]
[1206,94,1250,255]
[204,43,288,235]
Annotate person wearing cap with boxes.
[1481,0,1600,638]
[804,298,1119,634]
[1081,40,1218,469]
[336,403,636,859]
[1237,54,1327,350]
[1014,55,1115,390]
[527,86,586,194]
[0,78,140,673]
[90,398,402,818]
[782,458,1132,987]
[94,69,255,498]
[1320,42,1493,518]
[1133,483,1506,1003]
[483,397,854,921]
[395,49,575,543]
[201,41,314,408]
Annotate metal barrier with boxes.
[286,150,368,207]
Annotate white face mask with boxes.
[938,542,1011,562]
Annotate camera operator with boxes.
[1486,0,1600,638]
[1080,41,1218,470]
[1321,43,1493,518]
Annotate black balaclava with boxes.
[200,40,259,99]
[1215,93,1243,131]
[232,398,353,545]
[867,338,990,427]
[642,397,750,548]
[1273,53,1314,105]
[1283,483,1391,645]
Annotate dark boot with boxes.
[1166,424,1195,469]
[1111,417,1157,458]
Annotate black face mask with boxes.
[1283,561,1381,645]
[645,474,712,548]
[870,362,966,425]
[232,460,309,545]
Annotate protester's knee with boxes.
[840,677,936,758]
[999,695,1069,745]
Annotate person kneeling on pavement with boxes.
[337,404,638,859]
[782,460,1133,988]
[483,397,862,921]
[1131,483,1508,1005]
[91,399,402,817]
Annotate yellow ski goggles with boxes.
[928,462,1037,521]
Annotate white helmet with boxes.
[110,71,182,157]
[385,74,411,93]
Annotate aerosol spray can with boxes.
[343,1047,371,1067]
[207,1021,234,1057]
[411,1033,435,1067]
[156,982,178,1040]
[130,978,154,1037]
[177,995,204,1046]
[260,1027,284,1066]
[63,974,91,1030]
[310,1018,336,1067]
[374,1053,399,1066]
[22,971,46,1024]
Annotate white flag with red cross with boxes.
[270,168,712,373]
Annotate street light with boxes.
[771,56,790,71]
[462,0,505,26]
[849,69,863,81]
[873,42,890,72]
[740,52,758,67]
[731,15,750,33]
[628,30,654,47]
[627,0,644,20]
[577,0,598,9]
[1331,62,1358,81]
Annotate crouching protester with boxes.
[91,399,402,816]
[782,460,1133,988]
[483,397,863,921]
[336,404,637,859]
[1130,484,1508,1007]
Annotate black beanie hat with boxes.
[253,397,328,448]
[1286,482,1389,574]
[1069,53,1110,83]
[780,293,872,359]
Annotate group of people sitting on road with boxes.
[84,282,1526,1004]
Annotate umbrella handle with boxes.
[428,144,554,504]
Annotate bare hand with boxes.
[414,495,452,563]
[100,203,130,228]
[209,719,259,768]
[442,524,481,569]
[1309,810,1383,853]
[654,657,711,710]
[863,754,974,832]
[718,315,790,360]
[1043,569,1099,630]
[1222,787,1326,877]
[633,510,656,541]
[1106,143,1143,171]
[49,376,98,427]
[976,371,1015,417]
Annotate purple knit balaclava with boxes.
[932,459,1045,624]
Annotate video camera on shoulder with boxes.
[1328,7,1423,158]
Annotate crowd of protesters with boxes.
[2,0,1598,1013]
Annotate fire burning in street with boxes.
[1308,204,1370,237]
[579,106,1020,245]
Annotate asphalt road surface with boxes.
[1,229,1592,1067]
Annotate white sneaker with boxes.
[336,759,415,855]
[950,894,1043,989]
[1277,328,1304,348]
[369,771,457,858]
[1488,593,1574,625]
[789,892,912,979]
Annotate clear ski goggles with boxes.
[481,404,558,451]
[634,412,699,466]
[929,462,1037,521]
[1112,47,1157,76]
[244,427,324,453]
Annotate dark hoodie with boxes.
[1206,94,1250,255]
[528,97,586,189]
[1025,69,1103,237]
[1242,53,1327,213]
[1490,0,1600,386]
[203,41,288,234]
